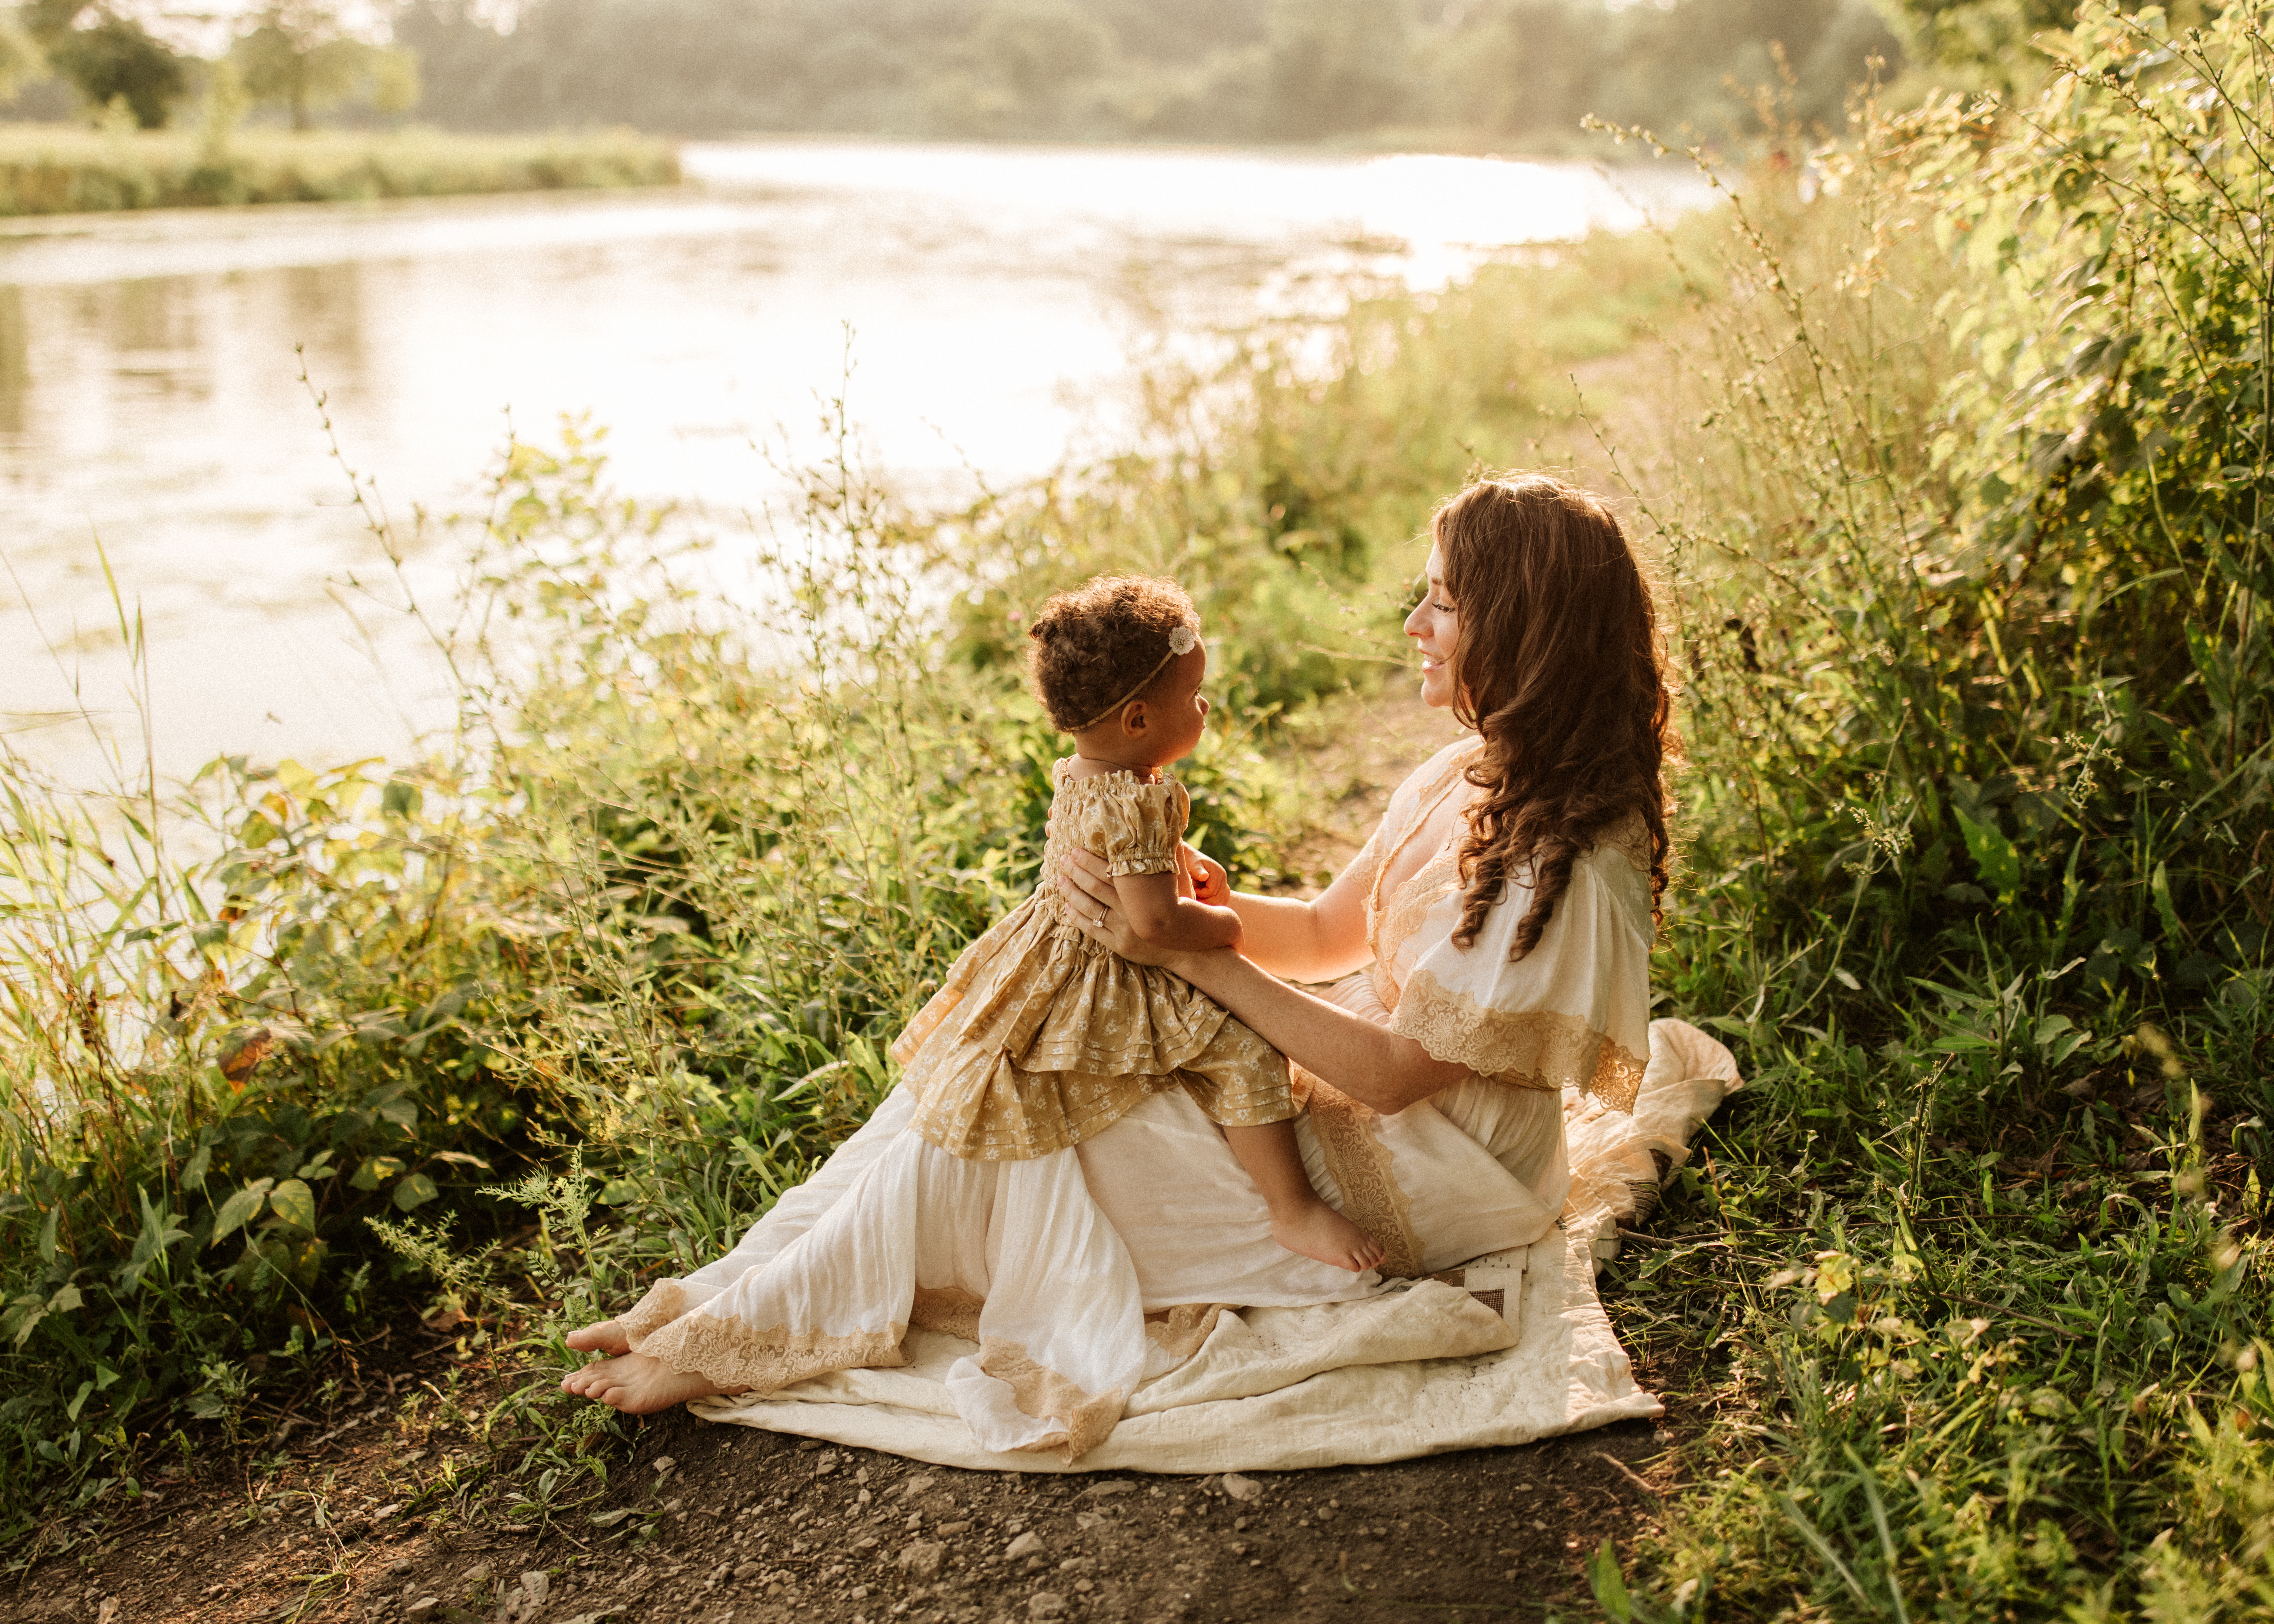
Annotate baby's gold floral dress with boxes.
[892,761,1295,1161]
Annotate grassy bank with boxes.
[0,123,680,215]
[3,0,2271,1615]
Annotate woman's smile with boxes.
[1405,543,1460,708]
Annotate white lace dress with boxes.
[611,734,1654,1462]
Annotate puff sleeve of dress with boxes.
[1090,777,1188,877]
[1386,839,1654,1112]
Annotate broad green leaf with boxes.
[47,1282,82,1313]
[1955,808,2021,901]
[351,1156,406,1192]
[268,1178,318,1234]
[392,1173,440,1212]
[35,1205,58,1265]
[1586,1539,1633,1622]
[210,1179,273,1247]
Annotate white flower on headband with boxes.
[1168,625,1198,655]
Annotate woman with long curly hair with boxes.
[1059,472,1677,1278]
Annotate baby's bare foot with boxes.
[565,1318,630,1356]
[1271,1200,1387,1273]
[560,1352,744,1415]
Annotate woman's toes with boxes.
[566,1319,631,1356]
[565,1354,638,1403]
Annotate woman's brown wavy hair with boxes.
[1435,475,1676,958]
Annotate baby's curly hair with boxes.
[1026,576,1199,733]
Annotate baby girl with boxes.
[892,574,1383,1271]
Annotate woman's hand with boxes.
[1057,850,1184,968]
[1181,842,1230,906]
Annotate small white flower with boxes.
[1168,625,1197,655]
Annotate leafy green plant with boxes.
[1578,4,2274,1616]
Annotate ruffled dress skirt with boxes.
[892,891,1296,1161]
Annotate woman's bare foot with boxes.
[565,1318,630,1356]
[1270,1199,1387,1273]
[560,1352,746,1415]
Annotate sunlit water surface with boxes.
[0,141,1705,786]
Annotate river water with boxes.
[0,141,1703,787]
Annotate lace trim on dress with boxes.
[1143,1304,1228,1363]
[910,1286,986,1341]
[1363,743,1481,964]
[1390,969,1646,1112]
[616,1278,692,1343]
[973,1336,1126,1463]
[1373,845,1460,990]
[629,1302,910,1394]
[1299,1066,1426,1279]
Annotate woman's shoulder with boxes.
[1583,811,1656,876]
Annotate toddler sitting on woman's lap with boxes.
[892,575,1383,1272]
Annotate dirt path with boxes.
[8,683,1697,1624]
[11,1370,1683,1624]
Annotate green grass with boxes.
[2,1,2270,1612]
[0,122,680,215]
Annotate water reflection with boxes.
[0,285,27,436]
[0,141,1706,785]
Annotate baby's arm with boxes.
[1111,870,1242,951]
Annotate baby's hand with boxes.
[1182,842,1230,906]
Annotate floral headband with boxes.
[1073,623,1200,732]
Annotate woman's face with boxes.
[1404,544,1460,710]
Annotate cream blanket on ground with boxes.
[689,1019,1739,1471]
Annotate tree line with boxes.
[1,2,414,129]
[0,0,2091,145]
[393,0,1897,145]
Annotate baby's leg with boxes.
[1221,1120,1386,1273]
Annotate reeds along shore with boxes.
[0,122,680,214]
[2,2,2272,1613]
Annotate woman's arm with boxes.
[1058,859,1469,1115]
[1223,874,1373,985]
[1164,843,1374,985]
[1175,949,1471,1113]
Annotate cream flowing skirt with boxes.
[613,980,1576,1461]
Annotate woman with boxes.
[561,474,1673,1461]
[1057,472,1667,1279]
